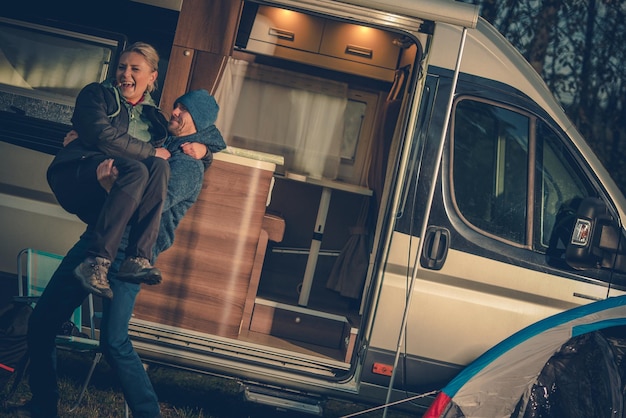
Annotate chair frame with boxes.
[15,248,105,412]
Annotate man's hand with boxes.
[96,159,119,193]
[155,147,171,160]
[63,130,79,147]
[180,142,209,159]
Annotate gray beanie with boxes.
[174,89,219,132]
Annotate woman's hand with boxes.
[96,159,119,193]
[155,147,171,160]
[63,130,79,147]
[181,142,209,159]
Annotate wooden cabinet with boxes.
[244,5,400,81]
[161,0,242,112]
[249,6,324,53]
[133,153,276,339]
[320,20,400,69]
[173,0,241,54]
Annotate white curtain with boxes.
[215,57,348,179]
[214,58,248,143]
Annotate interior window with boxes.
[452,99,529,244]
[214,58,379,184]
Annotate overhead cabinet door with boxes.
[319,20,400,69]
[249,5,324,53]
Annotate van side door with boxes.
[365,72,626,393]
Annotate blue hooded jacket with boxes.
[155,90,226,256]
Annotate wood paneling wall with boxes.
[133,157,274,338]
[160,0,243,112]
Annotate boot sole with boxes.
[116,268,162,285]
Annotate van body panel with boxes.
[0,143,83,273]
[374,240,618,361]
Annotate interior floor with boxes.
[238,329,350,365]
[256,250,362,326]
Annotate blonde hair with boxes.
[120,42,160,92]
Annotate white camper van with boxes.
[2,0,626,414]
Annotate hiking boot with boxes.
[73,256,113,299]
[117,256,162,285]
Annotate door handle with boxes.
[420,226,450,270]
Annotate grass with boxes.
[1,351,420,417]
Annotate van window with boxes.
[0,17,118,104]
[452,99,529,244]
[451,98,593,249]
[535,121,594,249]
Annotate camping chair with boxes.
[15,248,103,412]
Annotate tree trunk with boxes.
[526,0,561,75]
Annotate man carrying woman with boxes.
[17,41,225,418]
[48,41,174,299]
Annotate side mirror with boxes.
[565,197,621,270]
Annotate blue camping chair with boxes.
[15,248,128,414]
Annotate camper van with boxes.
[2,0,626,414]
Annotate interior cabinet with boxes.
[172,0,241,54]
[244,5,400,81]
[161,0,241,111]
[319,20,400,69]
[249,5,324,53]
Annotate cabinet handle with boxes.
[268,27,295,41]
[345,44,373,59]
